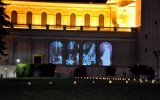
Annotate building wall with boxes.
[139,0,160,67]
[1,28,137,78]
[4,0,136,27]
[0,65,16,78]
[3,29,137,67]
[0,0,138,77]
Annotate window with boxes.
[70,13,76,27]
[34,56,42,65]
[26,11,32,25]
[99,42,112,66]
[99,14,104,27]
[83,42,96,65]
[66,41,79,65]
[49,41,63,64]
[49,40,113,66]
[56,13,61,26]
[84,14,90,27]
[11,11,17,24]
[41,12,47,26]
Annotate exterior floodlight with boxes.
[16,59,21,63]
[109,80,112,84]
[49,82,52,85]
[28,82,31,85]
[152,80,155,83]
[74,81,76,85]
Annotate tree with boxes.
[129,65,155,80]
[0,0,11,57]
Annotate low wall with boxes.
[0,65,16,78]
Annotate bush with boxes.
[104,66,116,77]
[16,63,56,77]
[28,64,36,77]
[16,63,30,77]
[38,63,56,77]
[74,66,86,77]
[129,65,155,80]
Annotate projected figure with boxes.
[99,42,112,66]
[83,42,96,65]
[50,41,63,64]
[66,41,79,65]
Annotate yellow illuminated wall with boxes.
[4,0,137,27]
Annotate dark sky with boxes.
[16,0,107,3]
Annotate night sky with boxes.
[15,0,107,3]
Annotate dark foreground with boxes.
[0,78,160,100]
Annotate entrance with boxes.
[34,56,42,65]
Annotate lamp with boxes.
[91,61,94,79]
[5,60,9,78]
[153,50,160,82]
[16,59,21,63]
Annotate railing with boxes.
[5,24,137,32]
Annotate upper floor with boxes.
[4,0,138,31]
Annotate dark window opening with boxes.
[145,48,148,53]
[145,34,148,39]
[34,56,42,65]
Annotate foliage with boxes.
[74,65,86,77]
[38,63,56,77]
[16,63,30,77]
[129,65,155,80]
[28,64,36,77]
[17,63,56,77]
[0,0,11,56]
[104,66,116,76]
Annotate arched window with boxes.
[49,41,63,64]
[70,13,76,27]
[99,42,112,66]
[26,11,32,25]
[56,13,61,26]
[83,42,96,65]
[11,11,17,24]
[66,41,79,65]
[41,12,47,26]
[99,14,104,27]
[84,14,90,27]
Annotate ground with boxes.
[0,78,160,100]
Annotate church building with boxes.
[0,0,160,78]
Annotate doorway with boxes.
[34,56,42,65]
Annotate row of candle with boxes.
[26,79,156,86]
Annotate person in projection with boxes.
[100,42,112,66]
[66,41,79,65]
[83,43,96,65]
[50,41,63,64]
[87,43,96,65]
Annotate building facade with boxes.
[0,0,159,78]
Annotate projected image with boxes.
[83,42,96,65]
[49,41,63,64]
[66,41,79,65]
[99,42,112,66]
